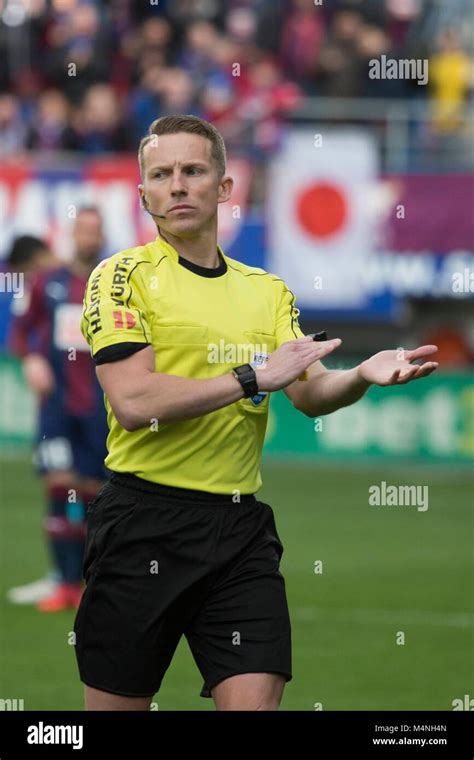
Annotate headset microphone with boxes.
[142,196,167,220]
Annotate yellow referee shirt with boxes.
[81,236,304,494]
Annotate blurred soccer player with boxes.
[8,209,108,612]
[6,235,59,281]
[6,235,60,604]
[75,116,438,710]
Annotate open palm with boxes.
[358,345,439,386]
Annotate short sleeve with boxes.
[274,279,305,348]
[81,255,152,363]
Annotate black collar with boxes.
[178,251,227,278]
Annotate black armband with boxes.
[93,342,151,365]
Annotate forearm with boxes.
[297,366,371,417]
[101,335,345,431]
[117,370,245,430]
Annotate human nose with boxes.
[170,170,187,195]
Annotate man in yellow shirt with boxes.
[74,115,438,711]
[430,29,471,133]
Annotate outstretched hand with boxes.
[358,345,439,386]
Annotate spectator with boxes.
[157,68,201,118]
[429,29,471,134]
[316,8,365,97]
[357,24,407,98]
[385,0,423,50]
[0,94,27,156]
[27,90,71,151]
[225,6,261,69]
[46,2,111,102]
[280,0,326,92]
[201,38,240,125]
[256,0,287,57]
[227,57,302,158]
[66,84,129,153]
[178,20,221,91]
[128,65,166,144]
[132,16,175,78]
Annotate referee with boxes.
[74,115,438,711]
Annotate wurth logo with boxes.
[113,310,136,329]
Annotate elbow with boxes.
[113,402,145,433]
[114,400,167,432]
[120,416,141,433]
[293,399,316,417]
[116,409,139,433]
[293,398,327,417]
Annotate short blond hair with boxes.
[138,114,227,178]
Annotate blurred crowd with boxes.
[0,0,472,158]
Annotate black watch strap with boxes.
[232,363,259,398]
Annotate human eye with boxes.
[186,166,202,175]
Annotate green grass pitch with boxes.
[0,455,472,710]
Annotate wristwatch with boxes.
[232,363,259,398]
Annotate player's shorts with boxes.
[35,399,108,479]
[73,472,292,699]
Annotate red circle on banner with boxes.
[296,183,348,239]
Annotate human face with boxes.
[73,210,104,262]
[138,132,232,238]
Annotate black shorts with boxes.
[73,472,292,699]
